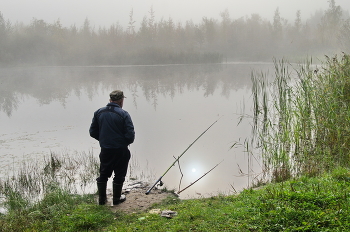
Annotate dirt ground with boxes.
[100,182,179,214]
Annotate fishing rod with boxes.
[176,160,223,195]
[145,118,220,195]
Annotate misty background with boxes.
[0,0,350,66]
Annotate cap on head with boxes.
[110,90,126,101]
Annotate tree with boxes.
[127,9,136,36]
[339,19,350,52]
[220,8,231,36]
[0,12,8,63]
[0,12,6,35]
[201,17,217,46]
[81,18,92,37]
[324,0,343,28]
[146,6,157,44]
[219,9,231,55]
[273,7,283,40]
[294,10,302,33]
[319,0,343,46]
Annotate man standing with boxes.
[89,90,135,205]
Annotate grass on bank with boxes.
[110,167,350,231]
[0,185,115,232]
[1,167,350,231]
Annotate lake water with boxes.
[0,63,273,199]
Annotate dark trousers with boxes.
[96,147,131,184]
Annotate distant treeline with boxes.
[0,0,350,65]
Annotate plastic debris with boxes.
[160,210,178,218]
[149,208,162,214]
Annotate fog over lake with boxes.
[3,0,350,28]
[0,63,274,198]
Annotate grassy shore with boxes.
[1,168,350,231]
[1,54,349,231]
[107,168,350,231]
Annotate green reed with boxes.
[252,54,350,182]
[0,149,154,213]
[0,150,100,212]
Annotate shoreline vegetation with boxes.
[1,54,349,231]
[1,1,350,66]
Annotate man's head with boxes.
[109,90,126,107]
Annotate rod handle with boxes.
[145,176,162,195]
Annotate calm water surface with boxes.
[0,63,273,198]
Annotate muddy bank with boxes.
[97,182,178,214]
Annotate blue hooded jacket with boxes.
[89,102,135,149]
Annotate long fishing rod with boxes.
[145,118,220,195]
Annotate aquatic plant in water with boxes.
[251,54,350,182]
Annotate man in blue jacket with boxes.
[89,90,135,205]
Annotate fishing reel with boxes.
[158,180,164,186]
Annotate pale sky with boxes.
[1,0,350,28]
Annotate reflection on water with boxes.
[0,63,272,198]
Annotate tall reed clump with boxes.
[252,53,350,183]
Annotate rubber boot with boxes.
[97,182,107,205]
[113,183,126,205]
